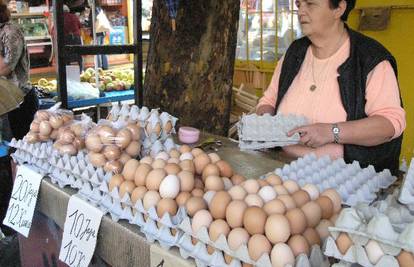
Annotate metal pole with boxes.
[134,0,143,107]
[53,0,68,108]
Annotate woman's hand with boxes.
[288,123,334,148]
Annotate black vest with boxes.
[275,26,403,175]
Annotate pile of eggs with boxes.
[189,176,342,267]
[85,123,142,174]
[53,121,94,156]
[25,110,74,144]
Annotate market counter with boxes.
[18,134,290,267]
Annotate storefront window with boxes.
[236,0,302,69]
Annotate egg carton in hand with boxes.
[273,153,397,206]
[398,158,414,209]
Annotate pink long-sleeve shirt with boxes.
[257,37,406,159]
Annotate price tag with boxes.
[3,165,43,237]
[59,195,103,267]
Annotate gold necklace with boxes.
[310,28,346,92]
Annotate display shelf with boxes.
[11,12,45,18]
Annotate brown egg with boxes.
[263,199,286,215]
[25,132,39,143]
[70,123,84,137]
[336,233,353,255]
[122,159,140,181]
[207,153,221,163]
[73,137,85,150]
[146,169,166,190]
[301,201,322,228]
[226,200,248,228]
[39,121,52,136]
[248,234,272,261]
[167,157,180,164]
[119,180,135,198]
[103,145,121,161]
[119,153,132,165]
[277,195,296,210]
[397,251,414,267]
[228,185,247,200]
[191,188,204,197]
[243,207,267,235]
[205,175,225,191]
[39,134,50,142]
[258,179,269,187]
[191,148,204,157]
[35,110,50,121]
[194,154,211,175]
[231,174,246,185]
[126,123,141,141]
[109,174,125,192]
[243,179,260,194]
[125,141,141,157]
[61,113,73,123]
[186,196,207,216]
[303,228,321,246]
[179,144,191,154]
[315,219,334,239]
[59,144,77,155]
[191,209,213,233]
[209,219,231,241]
[292,190,311,207]
[162,121,172,134]
[98,125,116,144]
[321,189,342,214]
[216,160,233,178]
[245,194,264,207]
[60,130,75,143]
[264,214,291,244]
[169,149,180,158]
[316,196,334,219]
[274,185,289,195]
[131,186,147,205]
[224,254,233,265]
[49,115,64,129]
[140,156,153,165]
[209,191,232,219]
[206,245,215,255]
[265,174,282,185]
[194,178,204,189]
[283,180,300,194]
[179,160,195,174]
[116,128,132,149]
[330,213,339,224]
[152,159,166,169]
[134,163,152,186]
[228,228,250,250]
[177,170,195,192]
[285,208,307,234]
[143,190,161,210]
[176,192,192,206]
[88,152,106,167]
[202,164,220,181]
[164,163,181,175]
[104,160,123,174]
[85,133,104,152]
[156,198,178,217]
[30,121,40,132]
[288,234,310,256]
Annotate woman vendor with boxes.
[256,0,406,175]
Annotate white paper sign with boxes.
[59,195,103,267]
[3,165,43,237]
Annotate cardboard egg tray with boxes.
[176,214,329,267]
[273,153,396,206]
[398,158,414,210]
[237,113,308,150]
[324,196,414,267]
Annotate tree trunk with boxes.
[144,0,240,136]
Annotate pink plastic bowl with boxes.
[178,127,200,144]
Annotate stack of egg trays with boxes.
[177,214,329,267]
[398,158,414,210]
[237,113,308,150]
[324,206,414,267]
[272,153,397,206]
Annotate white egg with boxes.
[156,151,170,161]
[302,184,320,200]
[366,240,385,265]
[179,152,194,161]
[258,185,277,203]
[159,174,180,199]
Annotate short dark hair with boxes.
[0,3,10,23]
[329,0,356,21]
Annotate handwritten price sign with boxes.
[3,165,43,237]
[59,195,103,267]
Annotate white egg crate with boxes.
[398,158,414,209]
[140,216,184,250]
[273,153,396,206]
[325,195,414,267]
[177,215,329,267]
[237,113,308,150]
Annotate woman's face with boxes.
[295,0,344,37]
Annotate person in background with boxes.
[63,4,83,71]
[0,2,38,234]
[256,0,405,175]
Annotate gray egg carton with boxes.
[177,214,329,267]
[398,158,414,209]
[273,153,397,206]
[237,113,308,150]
